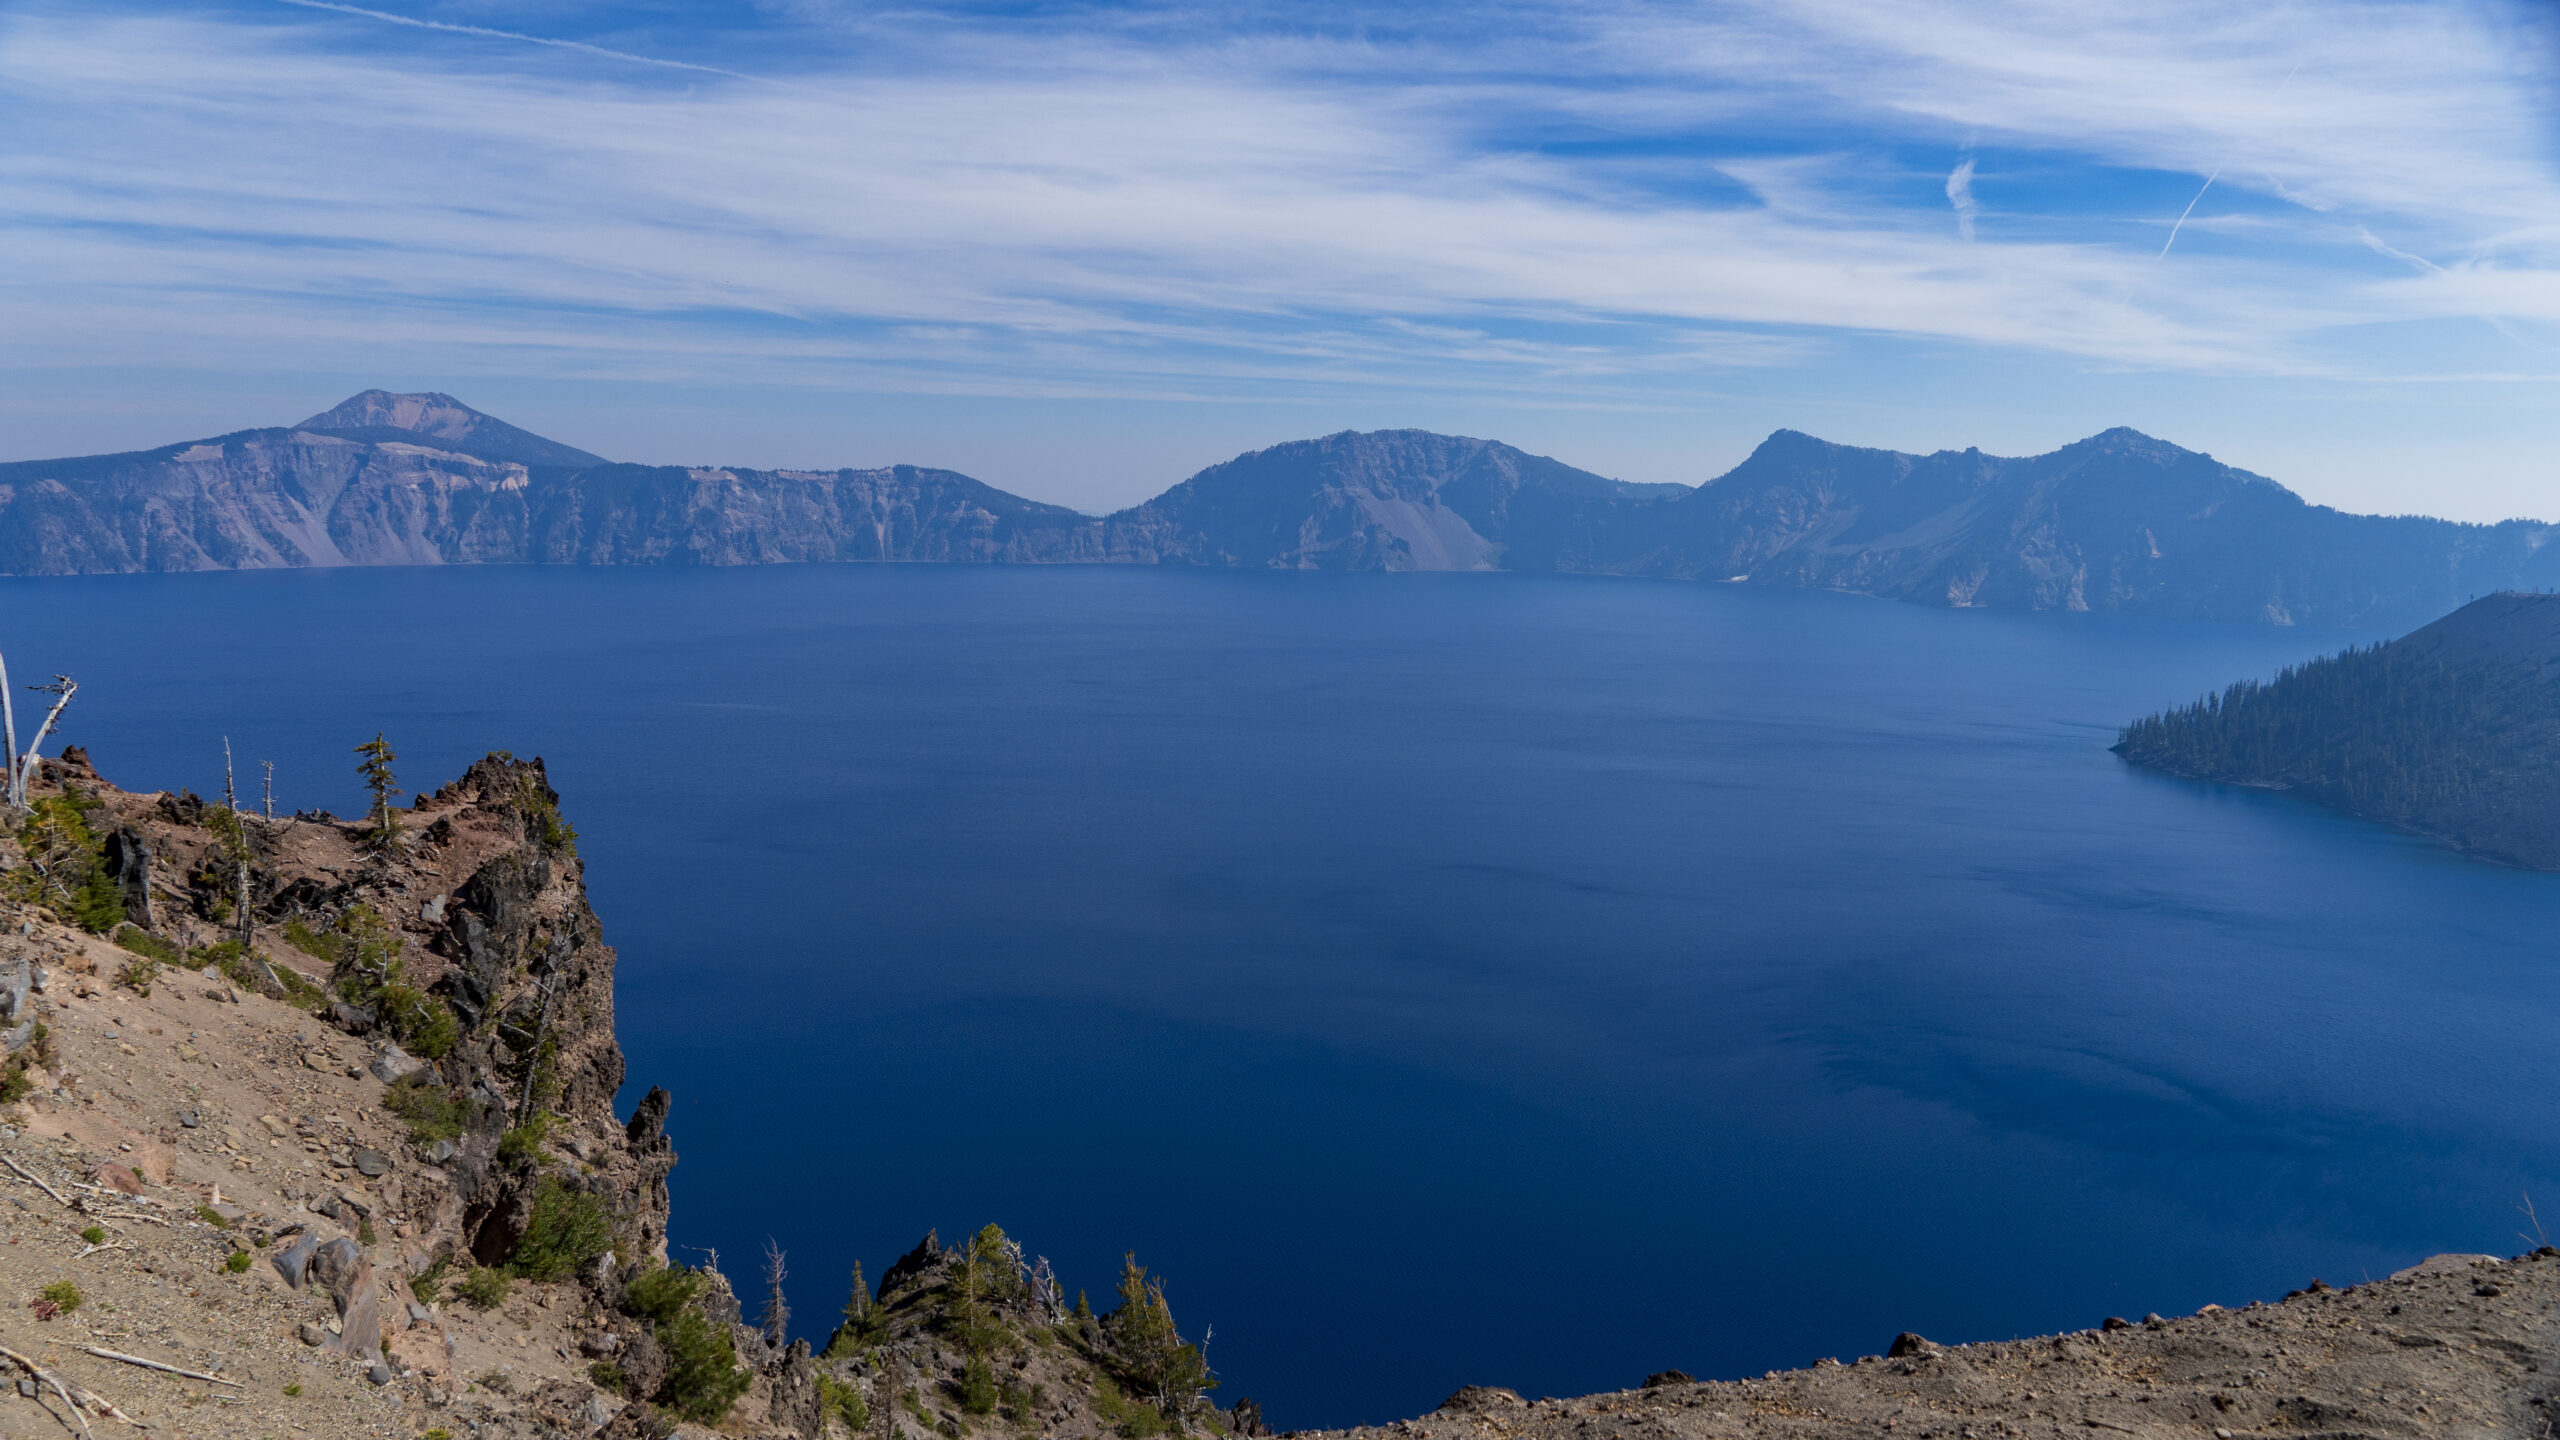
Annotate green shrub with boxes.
[510,1176,612,1282]
[113,926,178,964]
[456,1267,510,1310]
[281,917,335,962]
[376,983,460,1060]
[196,1204,230,1229]
[411,1256,451,1304]
[114,956,159,997]
[383,1075,472,1143]
[78,1226,104,1245]
[589,1360,625,1393]
[225,1251,251,1274]
[1091,1375,1169,1439]
[275,965,330,1013]
[5,794,125,934]
[283,1383,302,1397]
[38,1281,82,1314]
[185,939,260,988]
[656,1301,751,1426]
[958,1357,998,1415]
[622,1265,751,1426]
[496,1112,553,1166]
[357,1217,377,1247]
[514,772,578,856]
[0,1027,49,1104]
[818,1374,870,1431]
[623,1264,700,1324]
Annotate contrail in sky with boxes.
[2161,62,2300,260]
[2157,167,2223,258]
[272,0,763,81]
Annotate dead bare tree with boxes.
[262,760,276,824]
[4,675,75,811]
[0,647,17,808]
[760,1238,791,1351]
[222,739,253,949]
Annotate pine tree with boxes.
[354,733,400,848]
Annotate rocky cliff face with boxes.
[11,391,2560,628]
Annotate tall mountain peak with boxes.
[296,389,607,470]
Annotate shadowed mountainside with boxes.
[6,392,2557,627]
[2115,590,2560,868]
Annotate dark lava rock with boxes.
[1643,1371,1694,1389]
[1887,1333,1939,1358]
[2101,1316,2133,1331]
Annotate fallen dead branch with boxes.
[1,1153,69,1206]
[80,1346,242,1387]
[72,1242,132,1259]
[0,1340,151,1434]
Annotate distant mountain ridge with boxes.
[4,391,2555,627]
[2115,591,2560,868]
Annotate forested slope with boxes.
[2114,591,2560,867]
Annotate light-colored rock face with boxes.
[299,389,487,442]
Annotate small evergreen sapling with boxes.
[354,733,400,848]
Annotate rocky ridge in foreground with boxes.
[0,744,2551,1440]
[1318,1255,2557,1440]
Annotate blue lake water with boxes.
[4,564,2556,1427]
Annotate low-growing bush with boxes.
[282,917,335,962]
[496,1112,553,1166]
[78,1226,103,1245]
[114,956,159,997]
[411,1256,451,1304]
[196,1204,230,1229]
[383,1075,472,1143]
[623,1265,751,1425]
[225,1252,252,1273]
[38,1281,82,1314]
[0,1026,50,1104]
[818,1374,870,1432]
[113,926,178,964]
[375,982,460,1060]
[456,1267,510,1311]
[511,1176,612,1282]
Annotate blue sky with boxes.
[3,0,2558,516]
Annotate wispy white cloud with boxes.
[1945,157,1978,241]
[0,0,2555,407]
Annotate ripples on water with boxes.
[8,565,2555,1427]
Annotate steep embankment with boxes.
[12,393,2560,627]
[0,747,1251,1440]
[2115,591,2560,868]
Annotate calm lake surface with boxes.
[4,565,2554,1426]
